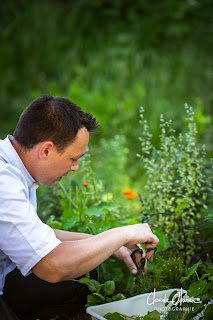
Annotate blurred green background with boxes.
[1,0,212,197]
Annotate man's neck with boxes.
[10,138,26,162]
[10,138,37,181]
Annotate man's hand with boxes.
[112,223,159,274]
[122,223,159,249]
[112,244,146,275]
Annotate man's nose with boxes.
[71,160,79,171]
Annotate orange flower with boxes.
[125,192,138,200]
[122,189,133,195]
[83,182,88,187]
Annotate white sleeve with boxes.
[0,166,61,276]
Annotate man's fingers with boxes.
[125,252,138,275]
[146,234,159,247]
[125,223,159,249]
[145,244,158,261]
[144,232,159,261]
[143,257,147,272]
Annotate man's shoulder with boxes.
[0,136,25,182]
[0,135,8,149]
[0,158,21,175]
[0,136,11,162]
[0,159,27,192]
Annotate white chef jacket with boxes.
[0,135,61,294]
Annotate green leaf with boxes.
[46,215,63,229]
[102,266,125,282]
[79,277,90,284]
[175,202,188,213]
[187,279,207,297]
[101,206,109,211]
[105,297,112,303]
[166,307,183,319]
[86,294,96,306]
[91,292,105,303]
[60,208,76,221]
[192,301,204,314]
[86,207,107,217]
[62,216,79,230]
[106,206,120,211]
[166,290,179,306]
[88,279,101,292]
[200,274,210,280]
[112,293,126,301]
[85,272,90,279]
[46,215,55,225]
[103,280,115,295]
[144,310,161,319]
[153,228,170,252]
[176,198,183,204]
[180,260,202,282]
[78,223,89,233]
[105,312,124,320]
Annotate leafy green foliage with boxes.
[180,261,202,283]
[104,261,213,320]
[45,151,135,235]
[204,304,213,319]
[137,105,213,261]
[105,310,161,320]
[165,261,213,319]
[150,229,170,253]
[187,279,207,297]
[46,181,132,235]
[105,312,124,320]
[1,1,213,166]
[78,273,126,307]
[128,255,188,298]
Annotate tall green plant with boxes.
[137,105,212,261]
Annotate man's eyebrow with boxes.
[72,153,85,160]
[79,153,85,159]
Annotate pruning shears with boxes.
[131,247,157,272]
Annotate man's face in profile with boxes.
[39,127,89,186]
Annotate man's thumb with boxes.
[126,259,137,275]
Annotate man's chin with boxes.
[39,180,58,187]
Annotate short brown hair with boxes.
[14,95,99,152]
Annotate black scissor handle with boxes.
[146,246,157,254]
[132,249,144,256]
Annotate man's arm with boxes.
[53,229,93,241]
[32,223,159,283]
[54,228,144,274]
[54,229,143,275]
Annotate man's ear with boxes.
[38,141,54,160]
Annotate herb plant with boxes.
[137,105,212,262]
